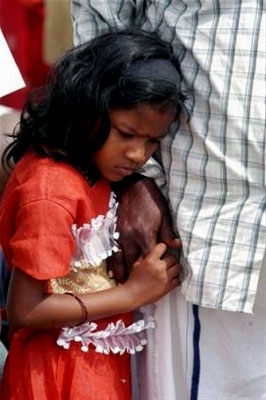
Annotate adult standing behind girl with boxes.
[0,28,184,399]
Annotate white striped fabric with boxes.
[72,0,266,314]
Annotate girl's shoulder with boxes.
[7,151,97,196]
[2,151,111,218]
[13,151,87,195]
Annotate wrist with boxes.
[121,281,142,310]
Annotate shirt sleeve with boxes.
[72,0,144,46]
[10,199,75,280]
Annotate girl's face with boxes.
[93,104,175,182]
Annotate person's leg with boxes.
[198,256,266,399]
[135,290,195,400]
[135,255,266,400]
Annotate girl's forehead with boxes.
[109,105,175,138]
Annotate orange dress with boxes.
[0,152,138,400]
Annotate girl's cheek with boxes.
[147,143,158,157]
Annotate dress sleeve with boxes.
[10,199,75,280]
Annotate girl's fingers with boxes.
[167,264,181,280]
[170,277,180,288]
[162,253,178,269]
[148,243,167,260]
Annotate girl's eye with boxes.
[117,129,161,144]
[118,131,134,139]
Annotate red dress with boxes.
[0,152,132,400]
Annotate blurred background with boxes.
[0,0,74,212]
[0,0,73,109]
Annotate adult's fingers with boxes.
[167,238,182,250]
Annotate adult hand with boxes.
[109,177,182,283]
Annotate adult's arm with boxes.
[71,1,181,282]
[110,176,182,283]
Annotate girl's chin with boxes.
[102,169,134,182]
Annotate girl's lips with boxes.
[115,166,136,176]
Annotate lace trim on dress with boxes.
[55,191,154,355]
[57,318,155,354]
[71,192,120,269]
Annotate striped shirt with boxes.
[72,0,266,313]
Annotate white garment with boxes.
[71,1,266,398]
[72,0,266,314]
[135,255,265,399]
[0,29,25,98]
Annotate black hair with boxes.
[2,27,185,181]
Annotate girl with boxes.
[0,28,185,399]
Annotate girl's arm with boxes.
[7,243,181,329]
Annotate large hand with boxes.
[109,177,182,283]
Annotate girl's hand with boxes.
[124,243,181,308]
[109,177,182,283]
[7,243,180,330]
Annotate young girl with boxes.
[0,28,184,399]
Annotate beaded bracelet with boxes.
[65,292,88,326]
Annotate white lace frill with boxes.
[56,192,155,355]
[71,192,120,268]
[57,318,155,354]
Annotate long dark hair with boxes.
[2,27,185,181]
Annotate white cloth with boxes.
[137,256,265,399]
[72,0,266,315]
[0,29,25,98]
[0,340,7,382]
[71,1,266,398]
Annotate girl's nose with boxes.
[125,145,146,165]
